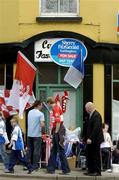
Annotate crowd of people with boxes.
[0,99,119,176]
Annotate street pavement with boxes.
[0,163,119,180]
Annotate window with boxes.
[38,63,58,84]
[40,0,79,17]
[38,63,68,84]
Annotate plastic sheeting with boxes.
[112,99,119,140]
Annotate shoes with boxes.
[83,172,92,175]
[83,172,89,175]
[47,170,55,174]
[106,169,112,173]
[27,168,34,174]
[23,167,28,171]
[59,170,71,175]
[88,173,101,176]
[84,172,101,176]
[5,169,14,173]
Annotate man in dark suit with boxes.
[84,102,104,176]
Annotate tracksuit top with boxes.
[11,125,24,150]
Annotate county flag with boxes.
[64,51,84,89]
[8,51,36,118]
[0,89,35,118]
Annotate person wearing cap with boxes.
[47,97,70,175]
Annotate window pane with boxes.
[39,90,47,101]
[113,65,119,80]
[41,0,58,13]
[113,82,119,100]
[38,63,58,84]
[61,67,68,84]
[60,0,77,13]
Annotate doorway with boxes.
[36,63,83,131]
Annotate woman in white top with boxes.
[100,123,112,171]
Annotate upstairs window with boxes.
[40,0,79,17]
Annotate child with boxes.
[0,112,9,172]
[47,97,64,147]
[6,115,33,174]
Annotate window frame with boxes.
[39,0,79,18]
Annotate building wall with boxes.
[0,0,118,128]
[0,0,118,42]
[0,0,19,42]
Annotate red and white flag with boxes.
[0,89,35,118]
[8,51,36,118]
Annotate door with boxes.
[36,63,83,132]
[37,85,83,131]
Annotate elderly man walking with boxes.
[84,102,104,176]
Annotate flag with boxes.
[0,89,35,118]
[64,50,84,89]
[8,51,36,118]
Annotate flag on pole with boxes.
[64,50,84,89]
[8,51,36,118]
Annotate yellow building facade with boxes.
[0,0,119,137]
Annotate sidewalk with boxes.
[0,163,118,180]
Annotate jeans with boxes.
[101,147,111,169]
[27,137,42,168]
[0,143,9,169]
[47,133,70,173]
[9,150,32,171]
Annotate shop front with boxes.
[1,30,119,136]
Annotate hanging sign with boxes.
[50,38,87,67]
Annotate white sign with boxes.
[34,38,60,62]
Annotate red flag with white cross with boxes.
[8,51,36,118]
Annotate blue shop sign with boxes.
[50,38,88,67]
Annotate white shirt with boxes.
[65,127,81,142]
[0,118,9,144]
[101,132,112,148]
[89,110,95,119]
[28,109,45,137]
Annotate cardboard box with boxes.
[67,156,76,170]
